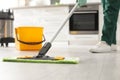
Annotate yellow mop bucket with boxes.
[15,26,45,51]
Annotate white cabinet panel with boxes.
[13,6,69,42]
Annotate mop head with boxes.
[3,56,79,64]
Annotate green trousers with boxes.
[101,0,120,45]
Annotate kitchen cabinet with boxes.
[13,5,69,43]
[13,4,102,45]
[13,4,120,45]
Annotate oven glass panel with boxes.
[70,12,98,31]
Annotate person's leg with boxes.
[101,0,120,45]
[89,0,120,53]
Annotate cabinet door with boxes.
[13,6,69,42]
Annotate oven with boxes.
[69,5,99,34]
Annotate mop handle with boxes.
[37,3,81,58]
[50,3,79,43]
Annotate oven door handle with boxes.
[73,11,98,14]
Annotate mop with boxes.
[3,1,87,64]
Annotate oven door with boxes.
[69,10,98,34]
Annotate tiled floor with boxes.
[0,43,120,80]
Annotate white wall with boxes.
[0,0,18,9]
[59,0,101,4]
[87,0,101,3]
[29,0,50,6]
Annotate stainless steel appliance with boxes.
[69,5,99,34]
[0,9,14,47]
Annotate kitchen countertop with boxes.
[12,2,101,9]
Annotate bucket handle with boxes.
[15,28,46,45]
